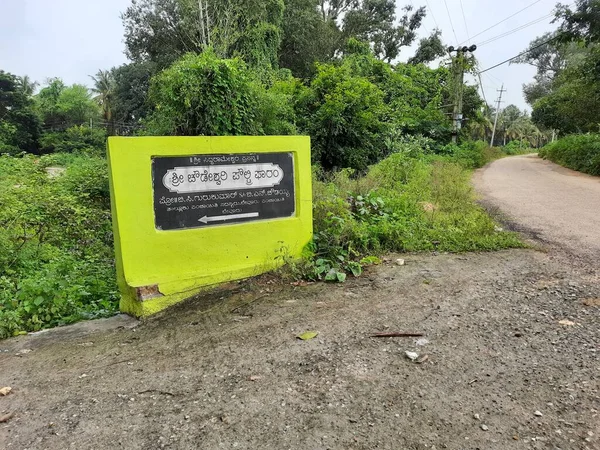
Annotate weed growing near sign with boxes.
[0,154,118,338]
[294,143,523,282]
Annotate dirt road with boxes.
[474,154,600,258]
[1,156,599,450]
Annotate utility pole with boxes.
[448,44,477,143]
[490,84,506,147]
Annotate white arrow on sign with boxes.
[198,212,259,224]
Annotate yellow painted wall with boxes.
[107,136,312,317]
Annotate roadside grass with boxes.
[289,147,524,282]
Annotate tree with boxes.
[505,115,542,148]
[408,30,445,65]
[90,70,116,134]
[122,0,285,71]
[278,0,339,78]
[36,79,100,129]
[111,61,158,127]
[517,1,600,132]
[497,104,523,144]
[511,31,579,106]
[342,2,426,62]
[297,60,390,170]
[35,78,65,128]
[556,0,600,45]
[18,75,38,97]
[0,71,42,154]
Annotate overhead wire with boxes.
[478,33,561,74]
[459,0,545,45]
[478,73,490,109]
[459,0,471,43]
[442,0,459,43]
[424,0,440,30]
[476,13,554,47]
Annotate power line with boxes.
[478,34,560,74]
[477,73,490,108]
[424,0,439,30]
[459,0,545,45]
[487,71,503,85]
[459,0,471,43]
[477,13,554,47]
[443,0,459,43]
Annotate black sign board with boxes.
[152,152,295,231]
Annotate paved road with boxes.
[474,154,600,258]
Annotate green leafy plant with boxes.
[539,133,600,176]
[0,154,118,338]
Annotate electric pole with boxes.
[490,84,506,147]
[448,44,477,143]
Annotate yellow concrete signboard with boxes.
[107,136,312,317]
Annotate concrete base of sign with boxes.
[108,136,312,318]
[117,261,281,317]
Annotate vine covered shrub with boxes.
[144,50,295,137]
[539,134,600,176]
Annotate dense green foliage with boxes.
[40,125,107,154]
[111,61,157,127]
[539,134,600,176]
[36,79,100,130]
[122,0,285,71]
[143,51,295,136]
[510,1,600,172]
[0,154,118,338]
[140,44,462,171]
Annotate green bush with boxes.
[40,125,107,154]
[144,50,295,137]
[539,134,600,176]
[298,62,390,171]
[0,154,117,338]
[503,139,534,155]
[438,140,502,169]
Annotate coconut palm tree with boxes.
[468,112,493,142]
[90,70,115,135]
[18,75,38,97]
[506,116,542,149]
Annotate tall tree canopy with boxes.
[122,0,285,70]
[122,0,429,79]
[556,0,600,45]
[0,71,41,154]
[514,0,600,133]
[111,61,158,126]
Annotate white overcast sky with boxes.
[0,0,558,110]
